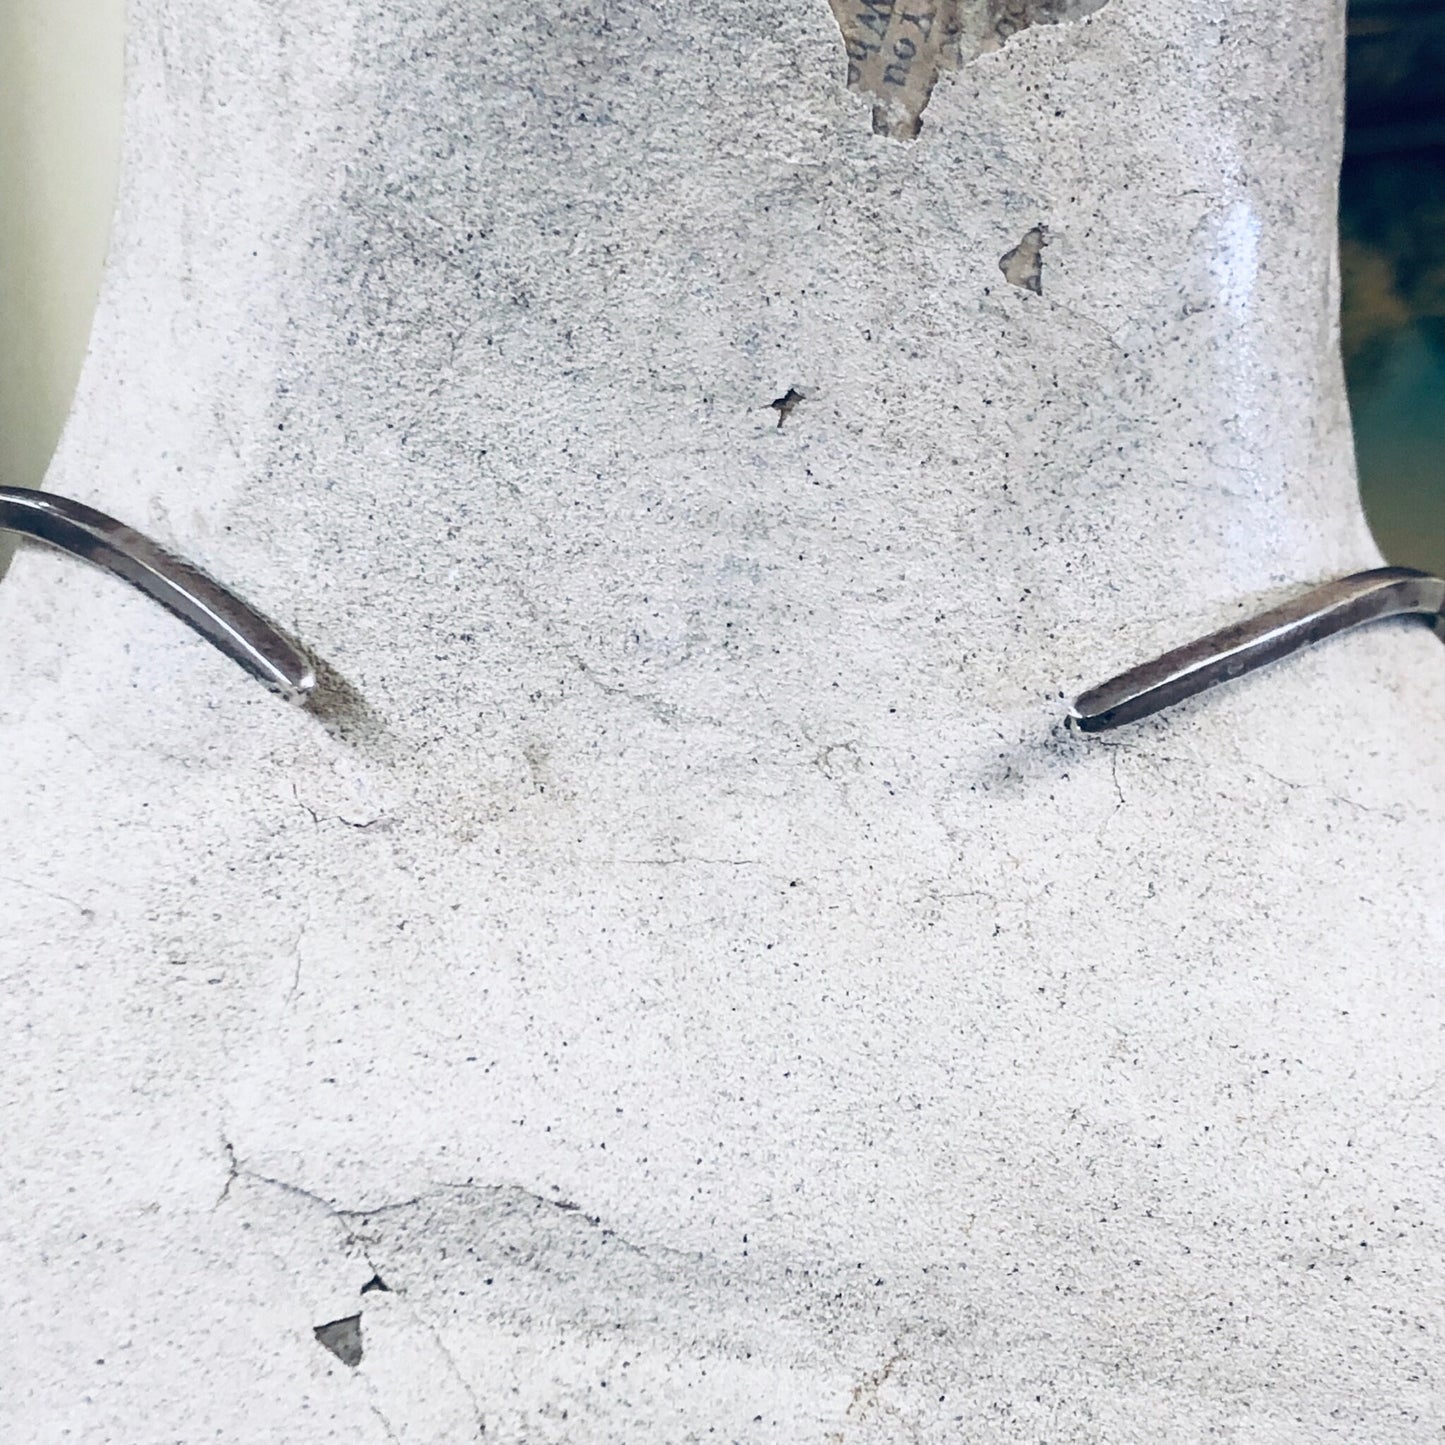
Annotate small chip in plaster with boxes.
[770,388,805,428]
[1000,225,1047,293]
[314,1314,364,1367]
[360,1274,391,1294]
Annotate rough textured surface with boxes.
[4,0,1444,1440]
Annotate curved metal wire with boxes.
[0,486,315,701]
[1071,566,1445,732]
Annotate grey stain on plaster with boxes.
[828,0,1109,139]
[314,1314,364,1368]
[1000,224,1048,292]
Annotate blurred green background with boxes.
[1343,0,1445,572]
[0,0,124,496]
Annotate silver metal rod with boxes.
[1070,566,1445,732]
[0,486,315,701]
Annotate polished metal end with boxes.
[0,486,315,701]
[1071,567,1445,732]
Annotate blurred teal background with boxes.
[1343,0,1445,572]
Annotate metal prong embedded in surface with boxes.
[0,486,316,701]
[1070,567,1445,732]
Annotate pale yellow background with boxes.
[0,0,124,492]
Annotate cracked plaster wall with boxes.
[3,0,1445,1441]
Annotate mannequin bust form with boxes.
[3,1,1443,1440]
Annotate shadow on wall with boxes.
[1343,0,1445,574]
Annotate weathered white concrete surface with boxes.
[3,1,1444,1440]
